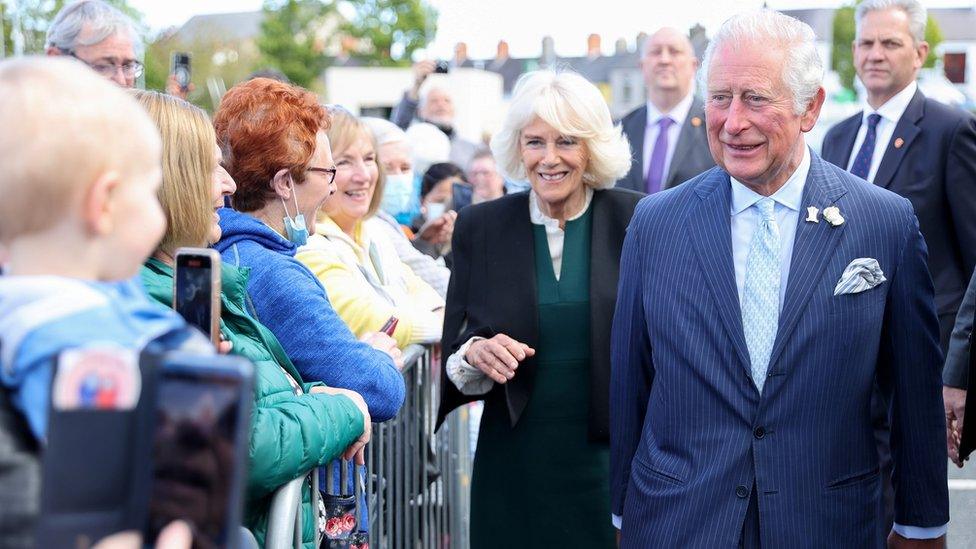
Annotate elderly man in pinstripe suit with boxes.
[610,10,948,549]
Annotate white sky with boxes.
[129,0,975,58]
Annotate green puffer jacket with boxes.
[141,258,364,548]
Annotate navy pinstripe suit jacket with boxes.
[610,153,948,548]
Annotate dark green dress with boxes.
[469,206,614,548]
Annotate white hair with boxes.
[45,0,140,54]
[362,117,408,147]
[418,84,451,111]
[490,70,631,189]
[856,0,927,45]
[406,122,451,175]
[699,9,824,115]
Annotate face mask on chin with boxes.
[280,175,309,246]
[380,172,415,216]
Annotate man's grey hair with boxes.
[45,0,140,54]
[699,9,824,115]
[856,0,927,45]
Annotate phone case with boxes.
[35,346,162,548]
[321,459,368,549]
[173,247,222,348]
[145,352,253,546]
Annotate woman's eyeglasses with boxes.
[307,166,338,185]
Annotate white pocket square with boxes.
[834,258,886,296]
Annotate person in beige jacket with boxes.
[297,107,444,348]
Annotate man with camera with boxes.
[390,60,480,170]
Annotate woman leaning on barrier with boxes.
[435,70,643,548]
[132,90,370,549]
[295,106,445,349]
[210,78,405,423]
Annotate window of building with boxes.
[944,52,967,84]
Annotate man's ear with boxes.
[800,87,827,133]
[82,171,120,236]
[270,168,293,200]
[915,40,930,70]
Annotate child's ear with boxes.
[82,171,120,236]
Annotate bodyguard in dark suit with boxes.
[611,11,948,548]
[821,0,976,536]
[821,0,976,351]
[618,27,714,194]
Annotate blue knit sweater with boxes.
[215,208,404,421]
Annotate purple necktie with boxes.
[850,113,881,181]
[645,116,675,194]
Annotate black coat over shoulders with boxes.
[436,187,644,442]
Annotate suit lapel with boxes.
[588,191,615,438]
[625,106,647,189]
[872,90,924,190]
[765,154,849,371]
[827,115,861,169]
[688,171,752,374]
[496,195,540,425]
[666,98,705,188]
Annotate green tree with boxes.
[257,0,334,89]
[339,0,436,67]
[832,2,943,93]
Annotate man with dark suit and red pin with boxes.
[821,0,976,534]
[617,27,715,195]
[822,0,976,353]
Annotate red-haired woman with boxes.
[212,78,405,422]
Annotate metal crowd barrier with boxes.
[264,344,473,549]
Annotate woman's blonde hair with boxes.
[490,69,631,189]
[325,105,385,219]
[133,90,216,253]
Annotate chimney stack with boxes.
[636,32,649,55]
[614,37,627,56]
[541,36,555,65]
[587,33,601,58]
[454,42,468,65]
[496,40,510,62]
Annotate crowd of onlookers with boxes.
[2,0,976,548]
[0,2,518,546]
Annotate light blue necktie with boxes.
[742,197,780,393]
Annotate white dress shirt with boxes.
[614,146,946,539]
[444,188,595,396]
[642,92,695,183]
[845,81,917,184]
[730,147,808,307]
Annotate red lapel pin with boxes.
[894,137,904,149]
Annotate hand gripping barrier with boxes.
[264,345,474,549]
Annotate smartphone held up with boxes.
[173,248,221,349]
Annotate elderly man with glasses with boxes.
[45,0,143,88]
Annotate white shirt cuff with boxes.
[445,336,494,395]
[892,522,947,539]
[612,514,622,530]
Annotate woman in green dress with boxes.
[437,70,643,548]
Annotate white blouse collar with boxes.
[529,187,594,229]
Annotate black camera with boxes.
[434,60,450,74]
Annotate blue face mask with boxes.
[280,177,309,246]
[381,171,415,216]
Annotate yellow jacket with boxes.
[296,216,445,348]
